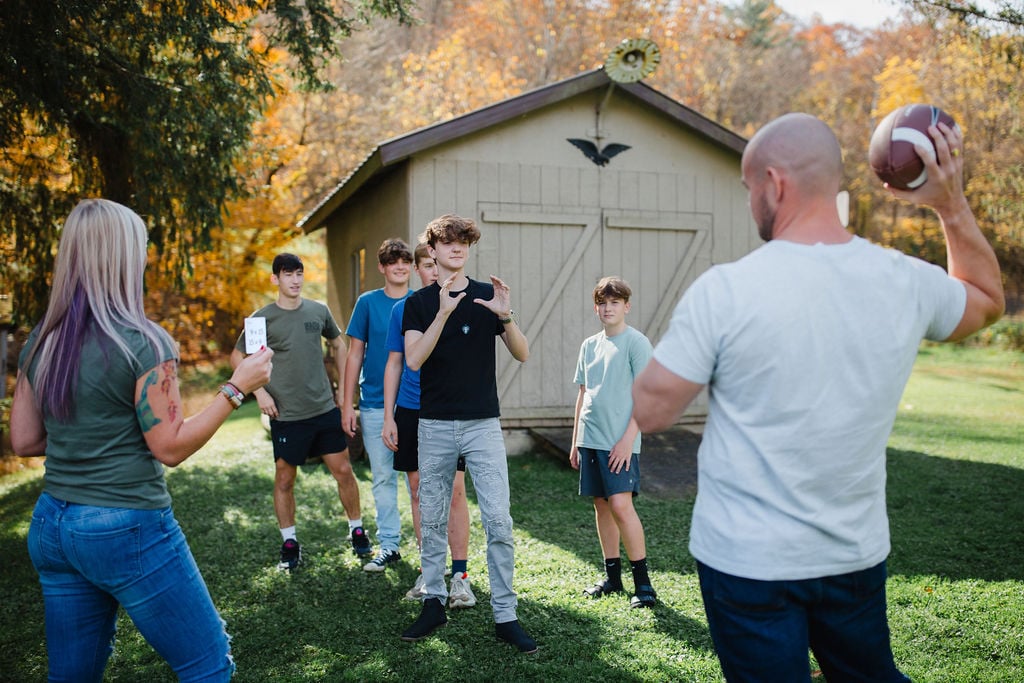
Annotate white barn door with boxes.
[478,205,710,424]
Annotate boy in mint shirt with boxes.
[569,276,656,608]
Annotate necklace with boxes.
[448,284,472,335]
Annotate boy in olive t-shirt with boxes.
[231,253,372,571]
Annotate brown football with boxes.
[868,104,958,190]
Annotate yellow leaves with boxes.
[3,114,75,192]
[138,0,1024,361]
[873,57,927,119]
[881,215,949,267]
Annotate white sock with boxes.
[280,526,297,542]
[348,518,363,531]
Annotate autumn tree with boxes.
[869,18,1024,302]
[912,0,1024,27]
[0,0,413,326]
[52,0,1019,362]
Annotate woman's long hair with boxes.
[22,198,173,421]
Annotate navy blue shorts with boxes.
[392,406,465,474]
[578,446,640,499]
[270,407,347,466]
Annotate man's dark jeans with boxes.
[697,559,912,682]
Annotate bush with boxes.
[966,315,1024,351]
[0,396,10,442]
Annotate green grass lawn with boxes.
[1,344,1021,681]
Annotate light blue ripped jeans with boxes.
[417,418,518,623]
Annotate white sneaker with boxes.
[448,572,477,609]
[405,573,427,601]
[363,547,401,572]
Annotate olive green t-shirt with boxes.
[21,325,177,509]
[234,299,342,421]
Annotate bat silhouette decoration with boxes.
[567,139,631,166]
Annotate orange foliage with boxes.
[166,0,1024,353]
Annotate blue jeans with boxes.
[418,418,517,623]
[697,560,910,683]
[28,492,233,682]
[360,406,401,551]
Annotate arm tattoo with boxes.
[159,360,177,395]
[136,370,162,432]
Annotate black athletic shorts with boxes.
[270,407,347,466]
[392,405,465,474]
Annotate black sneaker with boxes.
[495,619,538,654]
[277,539,302,572]
[583,578,623,598]
[363,547,401,572]
[630,584,658,609]
[351,526,373,559]
[400,597,447,641]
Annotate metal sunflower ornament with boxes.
[603,38,661,84]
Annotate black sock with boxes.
[604,557,623,587]
[630,557,651,589]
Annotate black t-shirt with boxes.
[402,278,504,420]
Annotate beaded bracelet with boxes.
[218,382,244,409]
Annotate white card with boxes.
[244,316,267,354]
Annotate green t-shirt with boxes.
[234,299,342,421]
[21,324,177,509]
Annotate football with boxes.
[868,104,958,190]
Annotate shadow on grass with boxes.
[156,454,715,681]
[8,443,1017,680]
[887,448,1024,582]
[894,408,1023,450]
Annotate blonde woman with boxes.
[11,198,273,682]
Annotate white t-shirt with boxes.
[654,237,966,580]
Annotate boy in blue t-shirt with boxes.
[342,238,413,572]
[570,276,656,608]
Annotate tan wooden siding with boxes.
[402,157,742,423]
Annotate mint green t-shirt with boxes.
[573,325,653,454]
[21,325,177,509]
[234,299,342,421]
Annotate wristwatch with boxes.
[498,310,515,325]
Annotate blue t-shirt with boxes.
[384,298,420,410]
[346,288,411,409]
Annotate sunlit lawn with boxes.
[0,344,1021,681]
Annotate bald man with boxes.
[633,113,1003,682]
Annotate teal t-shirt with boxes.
[573,325,653,454]
[235,299,342,421]
[21,324,177,509]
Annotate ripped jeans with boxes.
[417,418,518,623]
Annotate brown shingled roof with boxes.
[298,68,746,233]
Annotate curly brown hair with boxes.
[420,214,481,247]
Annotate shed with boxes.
[300,68,754,427]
